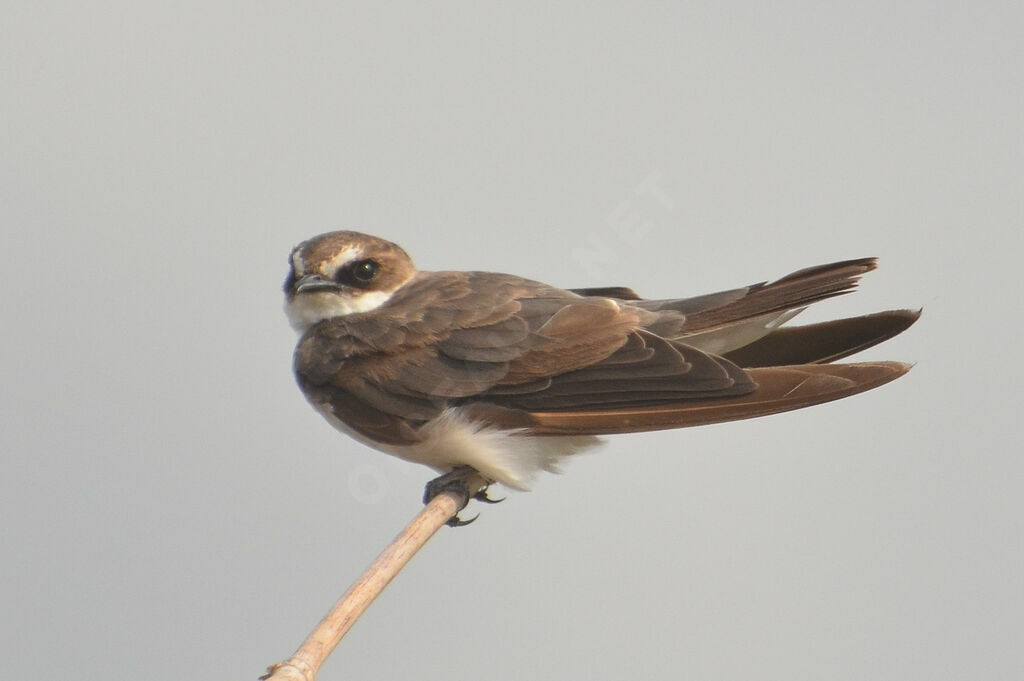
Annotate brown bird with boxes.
[285,231,918,520]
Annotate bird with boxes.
[285,231,918,523]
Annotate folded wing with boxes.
[295,260,917,444]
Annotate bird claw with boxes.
[446,513,480,527]
[473,488,504,504]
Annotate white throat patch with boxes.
[286,289,393,332]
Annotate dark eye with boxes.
[351,259,379,283]
[334,258,381,287]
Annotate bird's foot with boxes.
[423,466,495,527]
[473,488,505,504]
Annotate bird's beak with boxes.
[294,274,341,293]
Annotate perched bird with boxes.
[285,231,917,520]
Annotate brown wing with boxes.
[478,331,753,410]
[295,262,916,444]
[294,271,751,444]
[522,362,911,435]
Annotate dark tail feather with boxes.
[681,257,877,333]
[723,309,921,368]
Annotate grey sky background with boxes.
[2,3,1021,680]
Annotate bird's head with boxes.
[284,231,417,332]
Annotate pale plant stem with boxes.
[262,478,481,681]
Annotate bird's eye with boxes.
[351,259,379,283]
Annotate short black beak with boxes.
[294,274,340,293]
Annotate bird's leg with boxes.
[423,466,495,527]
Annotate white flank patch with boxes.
[405,409,601,490]
[286,290,393,331]
[313,402,601,490]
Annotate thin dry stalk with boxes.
[262,478,482,681]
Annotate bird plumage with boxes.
[286,231,918,489]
